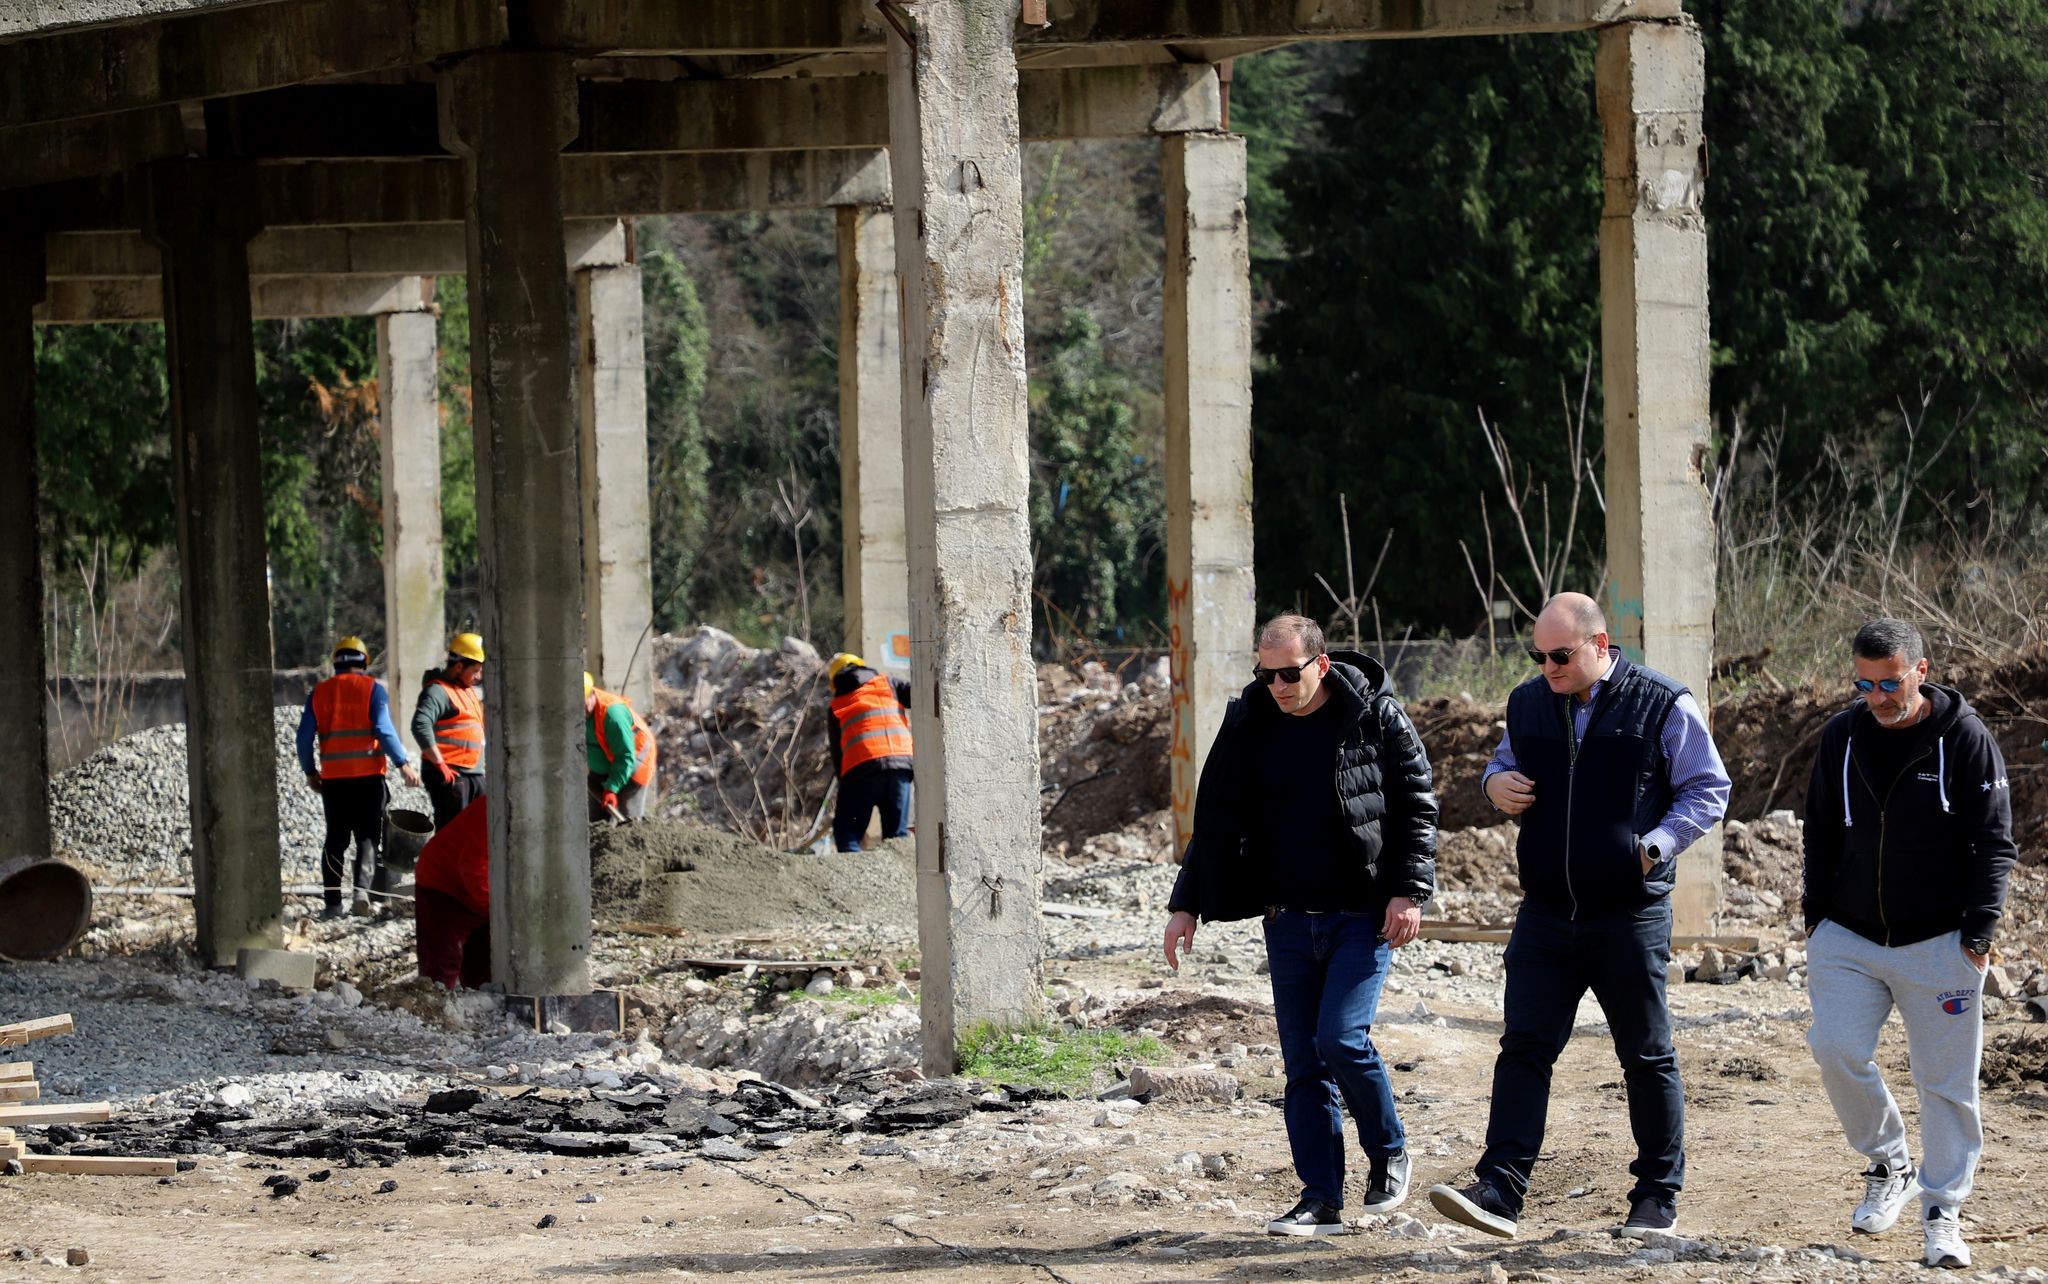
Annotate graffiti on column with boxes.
[1167,575,1195,854]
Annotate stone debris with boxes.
[1127,1066,1241,1105]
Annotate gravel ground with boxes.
[48,705,433,888]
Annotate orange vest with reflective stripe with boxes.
[311,672,387,780]
[431,676,485,770]
[589,688,657,788]
[831,674,913,776]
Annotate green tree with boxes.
[32,323,173,574]
[641,248,713,630]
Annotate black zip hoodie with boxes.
[1167,650,1438,923]
[1801,682,2018,947]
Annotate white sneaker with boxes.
[1924,1206,1970,1269]
[1851,1161,1919,1234]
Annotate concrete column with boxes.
[886,0,1043,1074]
[0,233,50,868]
[1162,133,1256,858]
[138,161,283,965]
[375,293,443,736]
[835,204,909,671]
[576,258,655,714]
[439,52,591,997]
[1597,20,1720,933]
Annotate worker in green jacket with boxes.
[585,671,658,820]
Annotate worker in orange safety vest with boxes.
[823,652,913,851]
[411,632,487,829]
[297,635,422,918]
[585,671,658,820]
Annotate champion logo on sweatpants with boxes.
[1939,990,1975,1016]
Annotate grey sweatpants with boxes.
[1805,919,1986,1212]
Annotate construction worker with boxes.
[824,652,913,852]
[297,636,422,919]
[585,671,658,820]
[412,632,487,829]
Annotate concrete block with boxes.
[236,947,318,991]
[1129,1065,1240,1104]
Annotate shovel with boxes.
[586,782,629,825]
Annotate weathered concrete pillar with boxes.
[439,52,591,997]
[835,204,909,670]
[576,257,655,714]
[138,162,283,965]
[1597,19,1720,933]
[374,287,443,736]
[885,0,1043,1073]
[1162,132,1256,858]
[0,233,50,867]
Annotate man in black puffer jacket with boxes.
[1163,614,1438,1236]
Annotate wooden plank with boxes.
[0,1062,31,1082]
[0,1143,21,1163]
[0,1015,73,1047]
[13,1153,177,1177]
[0,1102,110,1126]
[0,1082,38,1103]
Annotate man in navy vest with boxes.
[1429,592,1728,1241]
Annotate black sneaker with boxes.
[1364,1150,1411,1212]
[1615,1195,1678,1239]
[319,902,345,921]
[1266,1197,1347,1236]
[1428,1181,1518,1237]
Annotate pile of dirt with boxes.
[1407,696,1508,831]
[646,628,838,847]
[1981,1028,2048,1088]
[1107,991,1277,1054]
[1038,661,1173,858]
[589,818,916,937]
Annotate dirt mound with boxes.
[589,819,916,937]
[1108,990,1276,1053]
[1434,823,1520,894]
[1039,662,1173,858]
[1981,1028,2048,1088]
[1408,696,1507,831]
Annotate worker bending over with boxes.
[297,636,421,918]
[585,671,658,820]
[824,652,913,851]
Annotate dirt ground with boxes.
[589,820,916,936]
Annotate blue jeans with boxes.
[1263,909,1405,1209]
[1476,898,1683,1213]
[833,768,911,852]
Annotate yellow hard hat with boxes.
[448,632,486,663]
[583,671,596,698]
[332,636,369,664]
[827,652,865,681]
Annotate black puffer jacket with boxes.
[1167,651,1438,922]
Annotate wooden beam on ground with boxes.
[0,1063,33,1082]
[0,1015,72,1047]
[0,1082,39,1104]
[13,1153,178,1177]
[0,1102,111,1126]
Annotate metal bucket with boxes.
[383,808,434,871]
[0,856,94,961]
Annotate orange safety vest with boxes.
[430,676,485,770]
[589,687,657,788]
[831,673,913,776]
[310,672,387,780]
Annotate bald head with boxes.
[1538,592,1605,638]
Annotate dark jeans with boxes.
[319,776,387,907]
[416,889,491,989]
[1263,909,1405,1209]
[1477,898,1683,1213]
[424,768,486,829]
[833,768,912,852]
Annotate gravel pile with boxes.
[48,705,432,887]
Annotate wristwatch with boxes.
[1964,937,1993,956]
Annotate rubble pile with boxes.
[1037,659,1174,858]
[48,706,431,888]
[588,818,916,935]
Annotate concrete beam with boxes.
[33,274,431,322]
[531,1,884,56]
[439,51,591,998]
[1596,21,1718,934]
[46,221,629,281]
[0,0,284,40]
[38,151,894,232]
[577,263,655,716]
[137,160,283,966]
[1162,134,1256,859]
[376,301,444,737]
[1020,0,1680,46]
[0,0,502,129]
[836,204,909,672]
[0,105,184,191]
[0,233,51,869]
[888,0,1043,1075]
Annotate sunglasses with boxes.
[1526,638,1593,667]
[1253,658,1321,686]
[1852,677,1907,694]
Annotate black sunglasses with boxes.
[1253,658,1321,686]
[1852,677,1906,694]
[1526,638,1593,667]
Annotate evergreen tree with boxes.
[641,248,713,630]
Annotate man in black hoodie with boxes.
[1162,614,1438,1236]
[1801,618,2016,1271]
